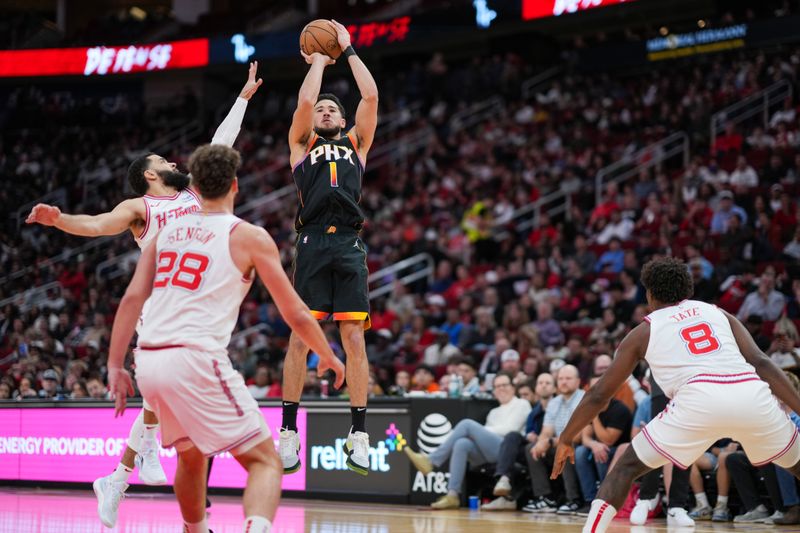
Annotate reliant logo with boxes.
[310,423,406,472]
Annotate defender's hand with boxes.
[108,367,135,418]
[26,204,61,226]
[238,61,263,101]
[317,356,346,390]
[330,20,352,51]
[550,442,575,480]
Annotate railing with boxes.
[494,187,575,240]
[0,236,115,287]
[235,184,296,220]
[368,253,435,300]
[14,188,67,230]
[595,132,690,206]
[367,126,435,170]
[374,101,423,140]
[229,323,272,348]
[710,79,793,149]
[0,281,60,312]
[95,249,140,281]
[521,65,563,100]
[448,97,504,132]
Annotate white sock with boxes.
[583,499,616,533]
[243,516,272,533]
[184,518,209,533]
[110,463,133,484]
[715,495,728,509]
[143,423,159,447]
[127,409,145,453]
[695,491,709,509]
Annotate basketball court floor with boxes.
[0,488,791,532]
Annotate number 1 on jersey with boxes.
[329,162,338,188]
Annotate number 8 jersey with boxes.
[642,299,757,398]
[138,212,253,353]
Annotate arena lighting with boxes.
[522,0,637,21]
[0,38,209,78]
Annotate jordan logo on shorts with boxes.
[303,236,308,244]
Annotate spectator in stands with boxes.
[710,190,748,235]
[522,364,584,513]
[712,123,743,156]
[784,227,800,261]
[247,366,272,399]
[423,329,460,366]
[726,449,785,523]
[736,269,786,321]
[700,158,729,189]
[766,317,800,369]
[589,309,626,348]
[411,365,439,393]
[595,209,634,245]
[457,358,481,395]
[0,382,11,399]
[367,329,395,366]
[70,380,89,399]
[483,372,556,511]
[533,302,564,349]
[39,368,64,400]
[729,156,759,192]
[478,336,509,378]
[595,237,625,273]
[462,307,497,350]
[404,372,532,509]
[690,259,718,301]
[687,439,737,521]
[572,234,597,276]
[86,377,108,400]
[387,370,410,396]
[571,376,633,515]
[14,377,38,400]
[440,308,464,346]
[744,314,771,351]
[770,98,797,128]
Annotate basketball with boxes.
[300,19,341,59]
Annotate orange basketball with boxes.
[299,19,342,59]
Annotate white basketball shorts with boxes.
[632,372,800,470]
[134,346,270,457]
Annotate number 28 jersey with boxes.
[137,212,253,353]
[292,131,366,232]
[643,299,756,398]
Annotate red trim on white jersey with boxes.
[185,187,201,202]
[144,190,181,200]
[642,425,689,469]
[752,428,800,466]
[138,197,151,239]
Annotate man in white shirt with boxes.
[736,270,786,322]
[729,156,759,193]
[404,372,531,509]
[423,330,461,366]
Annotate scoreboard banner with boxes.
[522,0,637,21]
[0,38,209,78]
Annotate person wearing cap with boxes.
[39,369,65,400]
[411,365,440,394]
[710,190,748,235]
[404,372,531,509]
[499,349,526,385]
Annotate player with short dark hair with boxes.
[26,63,263,529]
[108,143,344,533]
[279,20,378,476]
[551,256,800,533]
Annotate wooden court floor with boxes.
[0,488,792,532]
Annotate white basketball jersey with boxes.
[643,299,756,398]
[135,188,202,248]
[137,212,253,353]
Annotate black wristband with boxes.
[343,46,356,58]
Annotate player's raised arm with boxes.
[107,240,157,416]
[724,309,800,414]
[331,19,378,158]
[26,198,143,237]
[234,222,345,388]
[289,52,334,164]
[211,61,262,147]
[551,323,648,479]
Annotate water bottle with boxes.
[448,373,460,398]
[320,379,329,399]
[456,375,464,396]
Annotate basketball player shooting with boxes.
[280,19,378,476]
[550,257,800,533]
[25,62,262,529]
[107,144,345,533]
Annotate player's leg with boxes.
[233,438,282,533]
[583,445,654,533]
[332,232,371,475]
[135,403,167,484]
[174,444,210,533]
[279,331,309,473]
[280,234,331,473]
